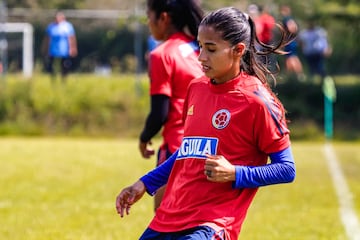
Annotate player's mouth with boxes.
[201,64,211,73]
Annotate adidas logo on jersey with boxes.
[187,105,194,115]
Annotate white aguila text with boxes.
[177,137,218,159]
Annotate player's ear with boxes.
[232,43,246,57]
[159,12,171,25]
[233,43,246,57]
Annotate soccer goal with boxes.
[0,22,33,78]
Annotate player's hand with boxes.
[139,141,155,159]
[115,180,146,217]
[204,155,236,182]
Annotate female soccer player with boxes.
[280,5,305,81]
[139,0,204,210]
[116,7,296,239]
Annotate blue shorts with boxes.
[139,226,226,240]
[157,144,172,166]
[284,41,298,57]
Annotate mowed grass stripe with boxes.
[324,143,360,240]
[0,138,358,239]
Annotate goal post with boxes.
[0,22,33,78]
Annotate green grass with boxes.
[333,142,360,219]
[240,142,349,240]
[0,137,155,240]
[0,138,359,239]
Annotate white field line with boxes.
[324,143,360,240]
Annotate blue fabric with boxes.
[141,147,295,193]
[157,144,173,166]
[147,35,161,52]
[46,21,75,57]
[304,54,326,78]
[233,147,296,188]
[284,41,298,56]
[140,150,178,195]
[139,226,224,240]
[299,27,328,55]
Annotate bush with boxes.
[0,73,150,137]
[276,75,360,140]
[0,73,359,140]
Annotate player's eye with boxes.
[207,47,216,53]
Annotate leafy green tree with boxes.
[5,0,85,9]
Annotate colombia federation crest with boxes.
[212,109,231,129]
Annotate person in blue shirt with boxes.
[299,18,332,81]
[42,11,78,82]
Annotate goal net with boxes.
[0,22,33,78]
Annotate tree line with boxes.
[3,0,360,75]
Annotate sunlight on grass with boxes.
[240,142,347,240]
[0,137,156,240]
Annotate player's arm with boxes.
[286,19,298,34]
[232,146,295,188]
[140,94,169,142]
[69,35,78,57]
[139,94,169,158]
[139,150,178,195]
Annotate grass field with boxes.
[0,137,359,240]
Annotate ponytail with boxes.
[246,15,295,86]
[200,7,293,119]
[182,0,204,37]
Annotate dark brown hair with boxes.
[147,0,204,37]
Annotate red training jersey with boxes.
[149,32,203,153]
[149,73,290,239]
[255,13,275,44]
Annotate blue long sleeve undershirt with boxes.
[232,147,296,188]
[140,147,295,196]
[140,150,178,195]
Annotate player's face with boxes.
[197,25,243,84]
[55,13,65,23]
[146,9,166,41]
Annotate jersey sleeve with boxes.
[148,52,172,97]
[253,89,290,153]
[68,23,75,35]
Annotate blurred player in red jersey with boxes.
[248,3,276,68]
[247,4,275,45]
[139,0,204,211]
[117,7,296,239]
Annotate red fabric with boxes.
[149,32,203,152]
[149,73,290,239]
[255,13,275,44]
